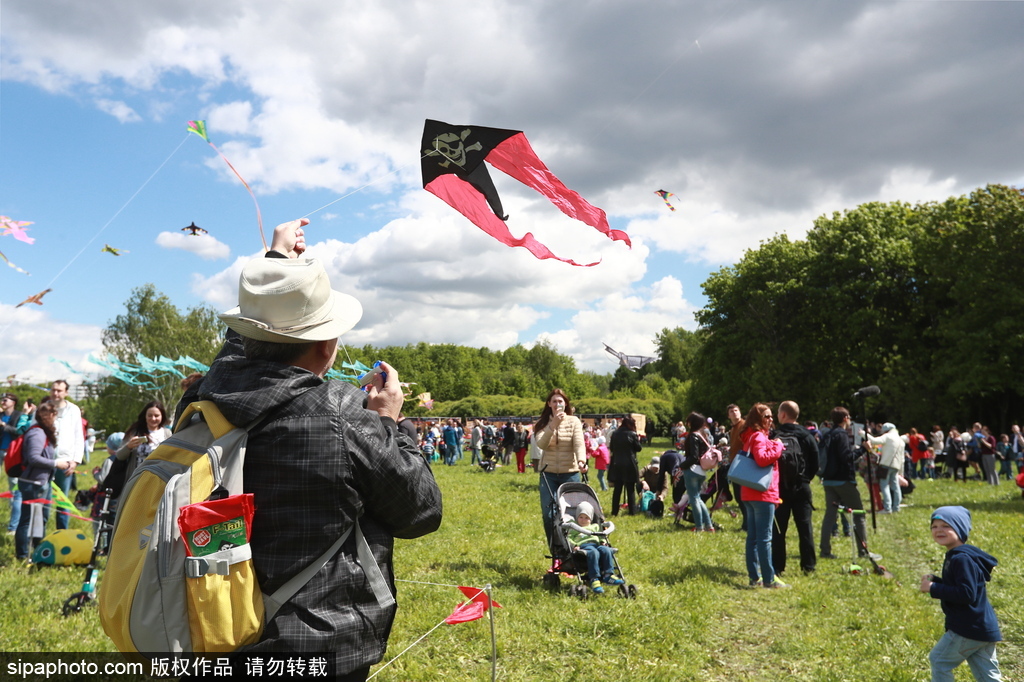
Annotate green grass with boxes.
[1,441,1021,681]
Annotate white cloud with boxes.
[155,231,231,260]
[95,99,141,123]
[0,306,103,385]
[192,187,652,367]
[536,276,698,372]
[2,0,1022,380]
[618,166,962,266]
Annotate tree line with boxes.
[40,184,1022,438]
[681,184,1024,432]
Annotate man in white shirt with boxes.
[49,380,84,529]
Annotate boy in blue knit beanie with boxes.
[919,506,1002,681]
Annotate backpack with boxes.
[99,400,391,654]
[4,425,37,478]
[698,435,723,471]
[776,432,805,493]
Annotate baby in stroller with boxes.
[543,481,635,598]
[567,501,624,594]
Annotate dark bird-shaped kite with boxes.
[603,343,656,371]
[102,244,129,256]
[182,222,208,236]
[16,288,52,308]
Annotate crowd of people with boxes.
[1,381,95,560]
[0,222,1015,681]
[534,391,1009,680]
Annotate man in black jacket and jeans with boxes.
[772,400,818,575]
[819,406,868,561]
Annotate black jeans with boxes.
[773,490,815,573]
[611,482,636,515]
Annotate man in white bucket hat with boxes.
[179,219,442,680]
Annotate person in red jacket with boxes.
[739,402,786,588]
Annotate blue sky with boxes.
[1,1,1022,384]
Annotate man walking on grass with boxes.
[819,406,868,561]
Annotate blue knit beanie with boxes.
[931,505,971,543]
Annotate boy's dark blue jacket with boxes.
[929,544,1002,642]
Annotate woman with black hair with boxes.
[682,412,715,532]
[608,416,642,515]
[15,401,74,560]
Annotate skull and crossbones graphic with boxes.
[424,129,483,168]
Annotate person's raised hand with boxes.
[269,218,308,258]
[365,361,403,422]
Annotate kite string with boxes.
[367,583,492,681]
[366,616,451,680]
[0,134,190,344]
[48,134,191,287]
[393,578,467,588]
[298,154,429,220]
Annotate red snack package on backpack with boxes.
[177,494,255,557]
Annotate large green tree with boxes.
[914,185,1024,428]
[91,284,224,433]
[687,185,1024,430]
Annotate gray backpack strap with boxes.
[355,520,396,610]
[262,519,394,622]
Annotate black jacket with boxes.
[607,429,642,484]
[179,336,442,673]
[1,409,23,440]
[775,422,818,494]
[821,426,857,483]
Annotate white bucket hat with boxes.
[219,258,362,343]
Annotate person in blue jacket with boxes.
[919,505,1002,682]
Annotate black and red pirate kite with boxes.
[420,119,630,266]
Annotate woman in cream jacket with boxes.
[535,389,586,550]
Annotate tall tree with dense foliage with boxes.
[93,284,223,433]
[687,185,1024,429]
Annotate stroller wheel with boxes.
[62,593,87,617]
[627,584,638,599]
[616,584,628,599]
[578,585,589,601]
[542,573,561,591]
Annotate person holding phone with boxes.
[535,388,586,552]
[114,400,171,489]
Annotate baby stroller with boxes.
[541,481,637,600]
[479,444,499,472]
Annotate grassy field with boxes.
[0,440,1020,682]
